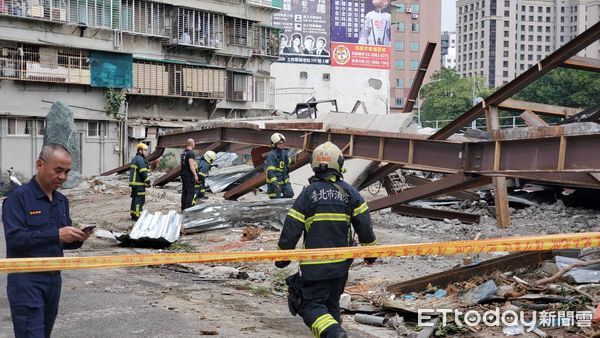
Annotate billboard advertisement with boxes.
[330,0,391,69]
[273,0,331,64]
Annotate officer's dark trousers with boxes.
[8,272,61,338]
[298,274,348,337]
[130,186,146,220]
[181,175,195,211]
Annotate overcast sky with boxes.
[441,0,457,32]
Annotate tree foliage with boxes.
[420,67,493,123]
[515,68,600,108]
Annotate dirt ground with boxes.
[1,172,599,337]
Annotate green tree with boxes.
[515,68,600,108]
[420,67,492,124]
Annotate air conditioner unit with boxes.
[129,126,146,139]
[412,14,419,19]
[406,7,412,13]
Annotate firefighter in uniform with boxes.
[129,143,151,221]
[266,133,294,199]
[275,142,377,338]
[192,150,217,205]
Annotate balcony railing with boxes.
[226,17,254,47]
[130,60,225,99]
[252,26,280,57]
[0,43,90,84]
[168,8,224,49]
[226,71,252,101]
[1,0,69,22]
[121,0,167,37]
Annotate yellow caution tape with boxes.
[0,232,598,274]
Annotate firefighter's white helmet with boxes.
[311,142,344,173]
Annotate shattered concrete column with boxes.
[43,101,83,188]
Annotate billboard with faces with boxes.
[274,0,331,64]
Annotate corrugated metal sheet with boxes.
[117,210,181,245]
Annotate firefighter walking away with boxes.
[275,141,377,338]
[129,143,151,221]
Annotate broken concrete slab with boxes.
[44,101,82,188]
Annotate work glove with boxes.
[145,181,151,187]
[364,257,377,264]
[275,260,291,268]
[274,184,283,193]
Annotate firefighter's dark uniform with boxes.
[192,158,211,205]
[266,148,294,199]
[2,177,83,338]
[180,148,195,211]
[277,174,376,338]
[129,152,150,220]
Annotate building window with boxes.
[410,60,419,70]
[7,118,33,136]
[503,71,508,77]
[396,3,405,12]
[395,60,404,69]
[300,71,307,79]
[410,41,419,51]
[87,121,105,138]
[395,97,403,107]
[37,120,46,136]
[410,23,419,32]
[503,51,509,57]
[395,41,404,50]
[396,22,405,32]
[396,78,404,88]
[322,73,330,81]
[503,61,508,67]
[504,21,509,28]
[410,4,420,13]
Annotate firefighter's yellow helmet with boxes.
[270,133,286,146]
[204,150,217,163]
[311,142,344,173]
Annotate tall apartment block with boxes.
[441,31,457,69]
[456,0,600,87]
[0,0,282,176]
[389,1,441,111]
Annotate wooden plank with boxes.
[519,110,550,127]
[499,98,581,117]
[558,136,567,171]
[485,105,511,227]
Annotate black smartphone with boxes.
[81,225,96,234]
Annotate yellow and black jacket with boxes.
[266,148,291,187]
[129,153,150,187]
[277,175,376,281]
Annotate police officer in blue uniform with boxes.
[266,133,294,199]
[192,150,217,205]
[2,144,90,338]
[129,142,151,221]
[275,142,377,338]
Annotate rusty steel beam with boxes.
[493,172,600,189]
[519,110,550,127]
[391,205,480,224]
[499,99,581,117]
[387,251,555,294]
[403,42,437,113]
[101,146,165,176]
[152,142,227,187]
[367,172,492,212]
[430,21,600,140]
[358,163,403,191]
[158,126,600,176]
[223,152,312,200]
[561,56,600,72]
[404,175,479,200]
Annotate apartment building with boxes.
[456,0,599,87]
[0,0,281,177]
[441,30,457,69]
[389,1,441,111]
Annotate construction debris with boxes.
[182,199,294,233]
[116,210,181,246]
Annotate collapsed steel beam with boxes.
[158,126,600,175]
[367,172,492,212]
[404,175,479,201]
[403,42,437,113]
[223,152,311,200]
[430,21,600,140]
[391,205,480,224]
[101,146,165,176]
[499,98,581,117]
